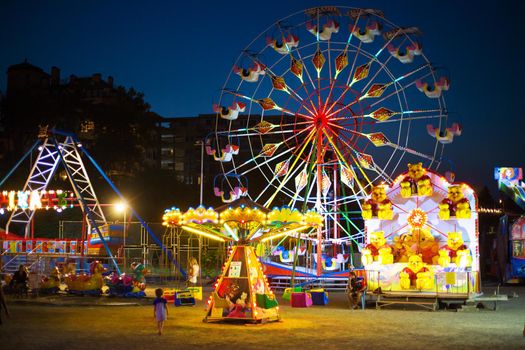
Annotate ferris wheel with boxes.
[208,6,456,244]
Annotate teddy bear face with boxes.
[407,254,424,271]
[446,232,464,250]
[369,231,387,248]
[447,185,464,203]
[407,162,426,180]
[371,185,388,203]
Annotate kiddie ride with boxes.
[104,262,148,297]
[38,266,62,294]
[361,163,480,309]
[63,260,106,295]
[60,260,148,296]
[162,200,323,323]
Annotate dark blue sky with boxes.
[1,0,524,195]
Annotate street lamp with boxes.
[115,201,128,271]
[194,140,204,206]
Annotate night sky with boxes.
[1,0,524,195]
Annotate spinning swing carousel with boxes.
[162,201,323,322]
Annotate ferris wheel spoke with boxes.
[321,128,372,193]
[326,121,436,164]
[326,37,333,84]
[253,176,278,204]
[258,146,314,205]
[336,167,368,210]
[223,89,312,120]
[331,11,363,82]
[344,40,364,87]
[233,124,314,176]
[270,31,317,113]
[326,121,367,139]
[325,211,362,243]
[368,161,394,184]
[357,56,394,95]
[323,42,367,118]
[233,146,294,176]
[324,31,408,117]
[325,63,432,120]
[292,50,324,112]
[243,123,314,179]
[346,27,392,91]
[368,66,432,108]
[378,112,446,124]
[288,160,314,207]
[289,140,320,205]
[222,120,312,139]
[263,128,317,207]
[333,128,394,184]
[374,27,406,58]
[253,161,306,204]
[292,48,318,92]
[329,108,440,123]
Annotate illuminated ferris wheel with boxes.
[207,6,456,244]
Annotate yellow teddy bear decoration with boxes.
[361,248,373,266]
[415,271,434,290]
[361,231,392,266]
[456,201,471,219]
[361,185,393,220]
[400,181,412,198]
[378,247,394,264]
[400,163,433,198]
[455,249,472,268]
[438,202,450,220]
[439,185,471,220]
[400,255,432,290]
[437,249,451,267]
[362,202,373,220]
[417,177,433,196]
[441,231,471,265]
[378,202,393,220]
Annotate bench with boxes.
[375,294,438,311]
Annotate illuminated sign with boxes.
[494,167,523,182]
[0,190,76,212]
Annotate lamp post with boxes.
[115,202,128,272]
[194,140,204,206]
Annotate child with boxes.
[186,257,200,287]
[153,288,168,335]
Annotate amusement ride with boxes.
[207,6,461,279]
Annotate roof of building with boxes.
[7,59,49,75]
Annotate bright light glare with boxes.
[114,202,127,213]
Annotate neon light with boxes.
[260,225,309,242]
[223,223,239,241]
[17,191,28,209]
[181,225,226,242]
[29,191,42,210]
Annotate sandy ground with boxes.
[0,285,524,350]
